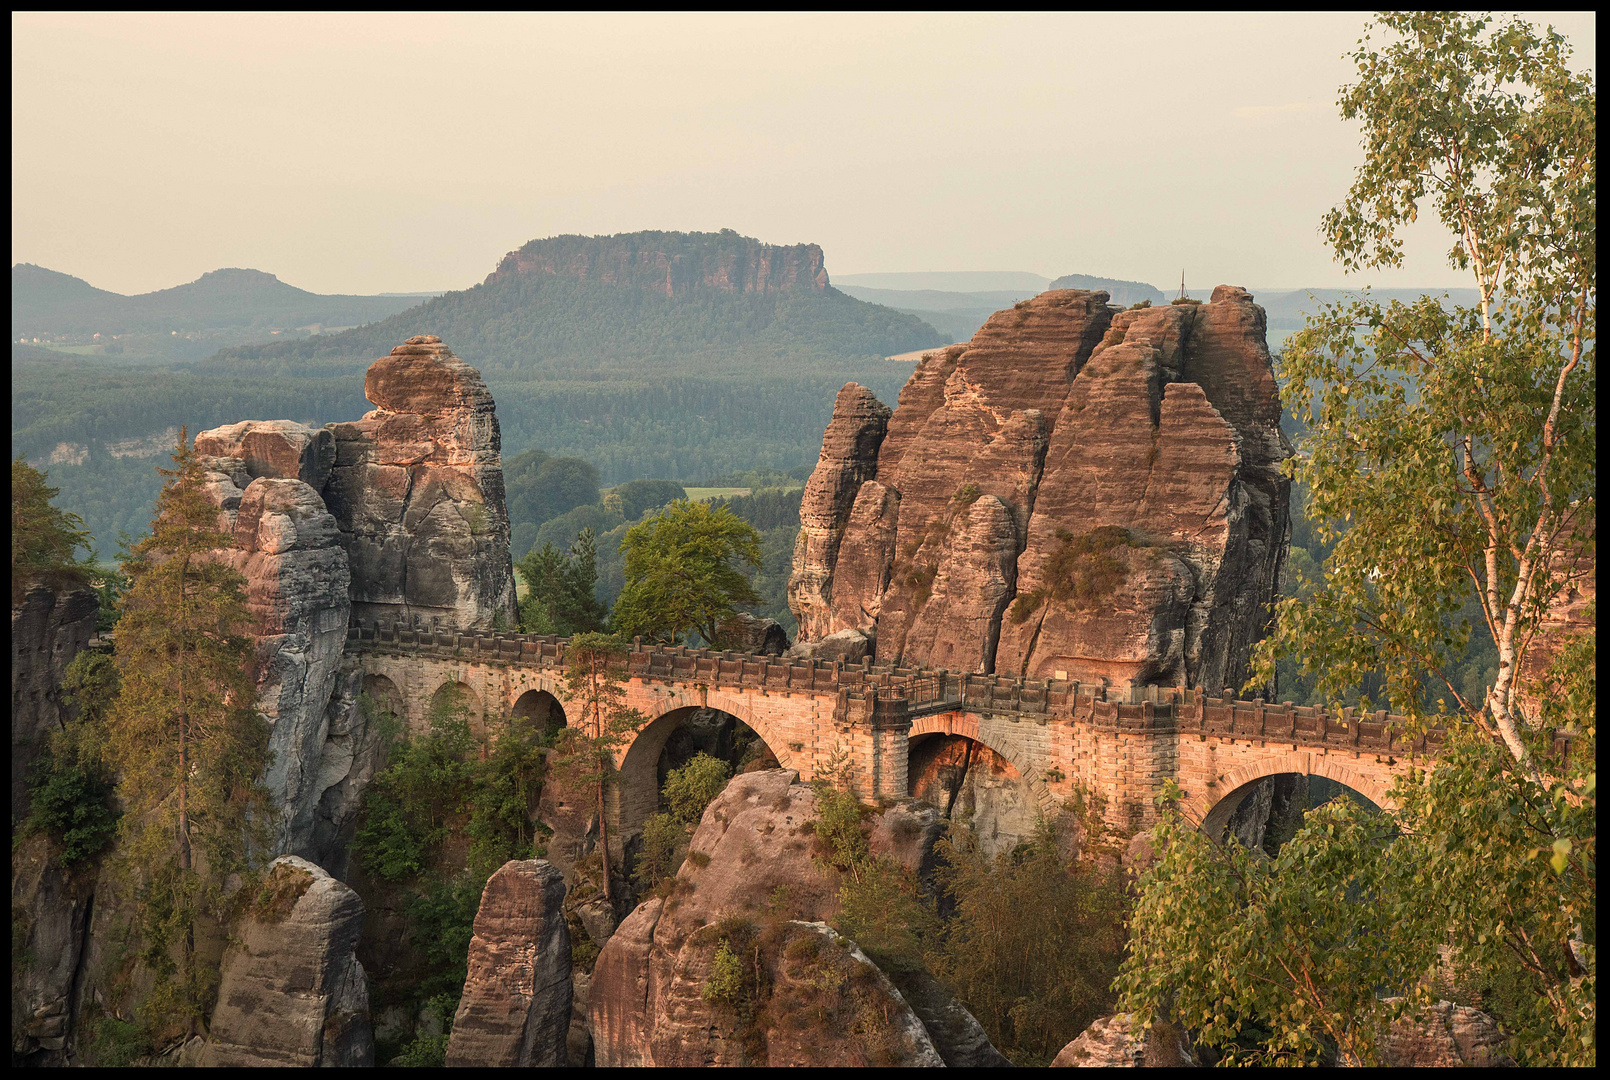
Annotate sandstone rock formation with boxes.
[1377,999,1515,1067]
[446,860,572,1067]
[189,335,517,865]
[1051,1013,1198,1067]
[590,769,1001,1067]
[490,230,831,297]
[199,856,373,1067]
[10,834,96,1063]
[11,581,98,819]
[325,335,516,632]
[789,289,1292,691]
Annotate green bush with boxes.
[663,752,733,826]
[702,941,747,1006]
[90,1016,150,1067]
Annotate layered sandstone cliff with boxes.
[192,335,517,863]
[489,230,830,297]
[199,857,373,1067]
[789,288,1292,691]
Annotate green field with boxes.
[683,486,752,502]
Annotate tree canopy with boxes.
[1124,13,1596,1067]
[610,499,763,646]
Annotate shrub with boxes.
[663,752,733,826]
[90,1016,150,1067]
[702,941,746,1006]
[634,811,685,890]
[253,862,313,923]
[1044,526,1132,610]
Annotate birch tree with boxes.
[1256,11,1595,769]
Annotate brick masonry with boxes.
[344,622,1491,838]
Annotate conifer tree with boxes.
[104,430,271,1030]
[555,633,645,901]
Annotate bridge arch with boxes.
[428,679,486,740]
[907,714,1055,813]
[614,696,794,836]
[1184,752,1396,839]
[511,688,566,737]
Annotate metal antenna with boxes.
[1178,271,1188,301]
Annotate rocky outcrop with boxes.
[790,384,893,640]
[324,335,517,632]
[721,612,789,655]
[194,419,335,491]
[1377,999,1514,1067]
[11,581,98,820]
[199,856,373,1067]
[489,230,831,297]
[1051,1013,1198,1067]
[907,734,1038,859]
[445,860,572,1067]
[189,336,517,864]
[10,835,96,1063]
[590,769,999,1067]
[218,477,352,856]
[789,288,1291,691]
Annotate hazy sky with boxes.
[12,11,1596,296]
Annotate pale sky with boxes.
[11,11,1597,297]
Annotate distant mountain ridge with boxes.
[11,263,434,336]
[489,229,829,297]
[205,229,939,379]
[1047,272,1167,307]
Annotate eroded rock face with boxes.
[213,478,352,856]
[324,335,517,632]
[190,335,517,864]
[790,384,893,640]
[1051,1013,1198,1067]
[590,770,999,1067]
[194,419,335,491]
[789,288,1291,690]
[10,835,96,1063]
[200,856,373,1067]
[1377,999,1515,1067]
[11,581,98,820]
[446,860,572,1067]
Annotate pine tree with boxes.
[554,633,645,902]
[104,430,272,1031]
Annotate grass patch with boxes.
[253,861,314,923]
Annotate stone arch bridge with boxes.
[345,621,1453,842]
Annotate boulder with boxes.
[193,419,335,492]
[590,770,1000,1066]
[323,335,517,632]
[199,856,373,1067]
[786,627,871,664]
[1051,1013,1197,1067]
[1377,999,1514,1067]
[722,611,789,655]
[445,860,572,1067]
[788,287,1291,693]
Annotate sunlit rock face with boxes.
[192,335,517,863]
[790,287,1291,692]
[589,770,1002,1067]
[323,335,517,633]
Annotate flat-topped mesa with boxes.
[787,287,1292,692]
[487,230,830,298]
[324,335,517,632]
